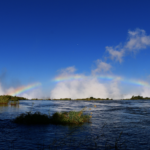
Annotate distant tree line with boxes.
[74,97,113,100]
[1,95,150,103]
[130,95,150,100]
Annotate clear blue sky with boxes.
[1,0,150,99]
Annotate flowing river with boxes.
[0,99,150,149]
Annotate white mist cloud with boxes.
[50,65,150,99]
[0,83,5,95]
[51,78,109,99]
[107,79,121,99]
[0,83,16,96]
[106,28,150,62]
[50,66,123,99]
[140,87,150,98]
[21,88,43,99]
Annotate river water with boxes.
[0,99,150,150]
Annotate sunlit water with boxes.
[0,100,150,149]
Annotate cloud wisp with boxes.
[106,28,150,62]
[92,59,111,75]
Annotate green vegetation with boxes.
[31,98,51,100]
[1,94,150,103]
[0,95,27,104]
[13,107,92,125]
[0,96,9,104]
[31,98,39,100]
[60,98,71,100]
[130,95,150,100]
[49,107,91,125]
[53,98,71,100]
[75,96,113,100]
[48,97,113,100]
[32,97,113,101]
[14,112,51,124]
[122,95,150,100]
[31,96,150,101]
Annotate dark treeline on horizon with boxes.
[0,95,150,103]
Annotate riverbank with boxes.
[0,95,27,104]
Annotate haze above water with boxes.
[0,100,150,149]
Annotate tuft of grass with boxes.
[13,107,92,125]
[50,110,91,125]
[14,112,51,124]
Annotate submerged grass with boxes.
[10,101,19,105]
[13,107,92,125]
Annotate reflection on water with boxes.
[0,100,150,149]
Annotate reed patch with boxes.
[13,106,93,125]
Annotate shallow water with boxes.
[0,100,150,149]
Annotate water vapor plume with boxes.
[50,66,122,99]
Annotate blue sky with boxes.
[0,0,150,99]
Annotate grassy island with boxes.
[13,107,92,125]
[0,95,27,104]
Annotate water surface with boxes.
[0,100,150,149]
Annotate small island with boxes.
[0,95,27,104]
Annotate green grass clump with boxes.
[0,96,10,104]
[13,107,92,125]
[14,112,51,124]
[50,109,91,125]
[0,95,27,104]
